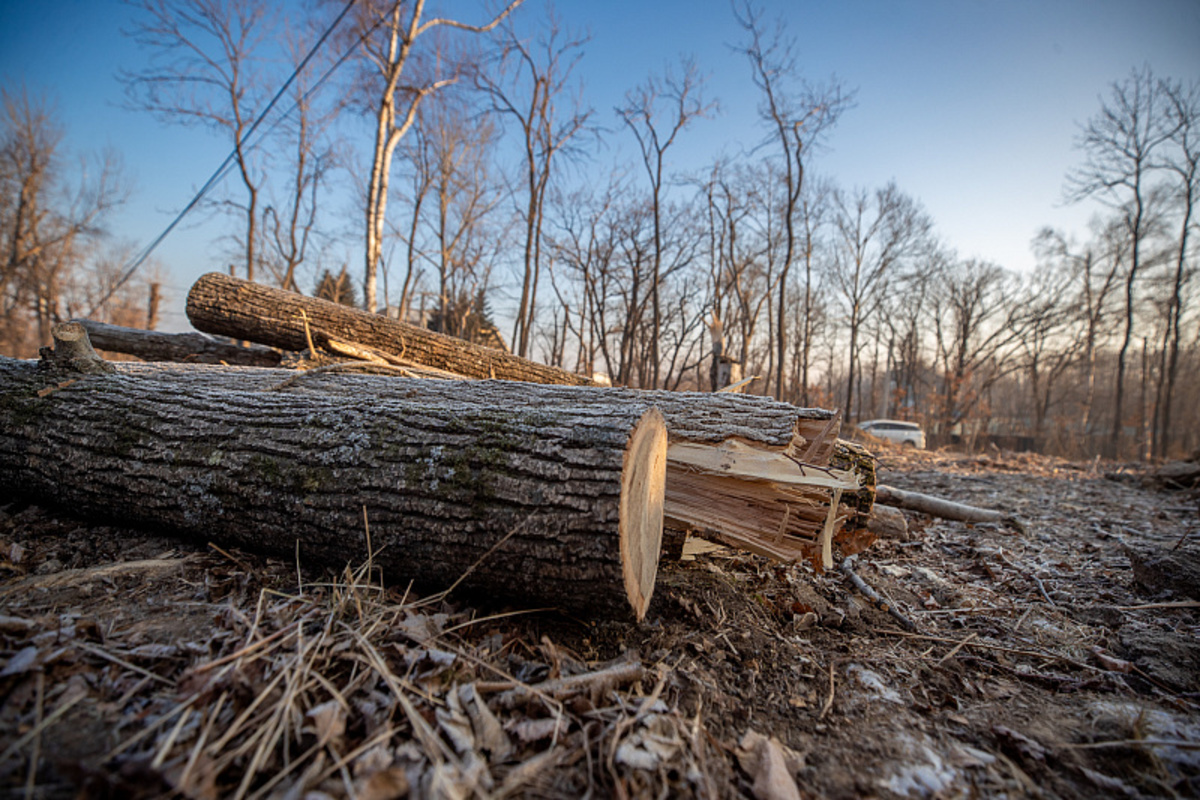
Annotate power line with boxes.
[86,0,368,318]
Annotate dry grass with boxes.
[0,539,730,798]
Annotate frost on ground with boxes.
[1,446,1197,798]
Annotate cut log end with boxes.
[619,407,668,621]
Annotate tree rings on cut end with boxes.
[619,407,668,621]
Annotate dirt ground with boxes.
[1,445,1198,798]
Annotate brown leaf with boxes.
[460,684,511,760]
[355,767,410,800]
[737,729,803,800]
[306,700,347,747]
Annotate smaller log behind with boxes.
[0,354,667,620]
[74,319,283,367]
[186,272,592,385]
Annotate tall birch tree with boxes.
[357,0,521,314]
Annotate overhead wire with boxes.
[86,0,387,318]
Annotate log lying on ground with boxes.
[104,360,870,566]
[875,485,1024,532]
[187,272,593,385]
[73,319,283,367]
[0,334,668,620]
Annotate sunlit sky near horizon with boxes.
[2,0,1199,332]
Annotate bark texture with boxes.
[186,272,592,385]
[107,361,834,450]
[74,319,283,367]
[83,361,866,566]
[0,355,666,619]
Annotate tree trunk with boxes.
[186,272,593,385]
[23,334,871,570]
[0,345,668,621]
[74,319,283,367]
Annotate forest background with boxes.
[2,0,1199,459]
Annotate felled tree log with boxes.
[73,319,283,367]
[0,336,668,620]
[99,361,870,566]
[186,272,592,385]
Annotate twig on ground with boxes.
[1107,601,1200,611]
[819,661,836,720]
[840,556,917,631]
[876,628,1102,674]
[1061,738,1200,751]
[494,662,645,710]
[935,633,978,666]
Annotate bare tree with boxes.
[1153,77,1200,457]
[616,57,714,387]
[1066,66,1179,457]
[828,182,933,421]
[477,6,591,358]
[1015,264,1081,446]
[700,160,777,385]
[122,0,277,281]
[877,251,939,418]
[1032,226,1122,436]
[793,177,833,405]
[544,183,603,375]
[356,0,522,313]
[1,87,127,354]
[928,259,1024,439]
[735,0,850,398]
[422,95,505,340]
[261,23,339,292]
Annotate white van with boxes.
[858,419,926,449]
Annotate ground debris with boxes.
[2,445,1199,798]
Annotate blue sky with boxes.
[2,0,1199,331]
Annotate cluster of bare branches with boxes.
[0,87,144,356]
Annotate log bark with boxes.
[0,348,668,620]
[186,272,593,385]
[83,361,867,565]
[73,319,283,367]
[103,361,836,448]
